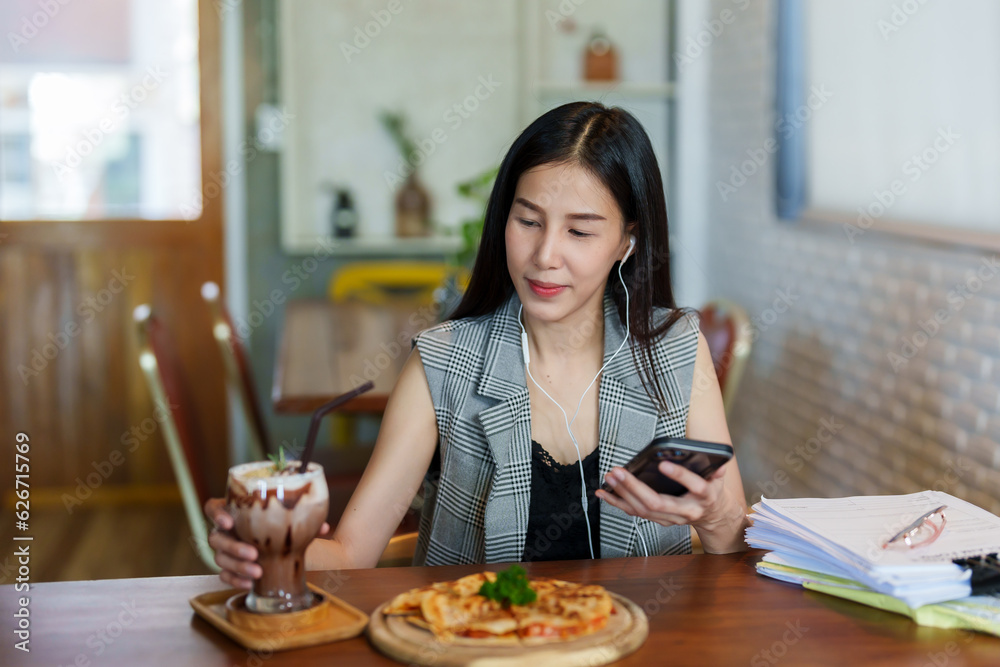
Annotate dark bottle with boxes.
[332,188,357,239]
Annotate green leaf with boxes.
[378,110,417,165]
[478,565,537,608]
[266,446,288,472]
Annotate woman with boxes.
[206,102,749,589]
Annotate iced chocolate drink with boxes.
[226,460,329,613]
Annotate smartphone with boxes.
[601,436,734,496]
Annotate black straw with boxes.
[298,381,374,471]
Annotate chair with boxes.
[200,281,270,461]
[698,299,752,416]
[328,261,470,306]
[690,528,704,555]
[377,531,418,568]
[133,304,220,573]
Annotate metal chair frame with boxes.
[133,304,220,572]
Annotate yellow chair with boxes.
[377,531,419,568]
[328,261,469,306]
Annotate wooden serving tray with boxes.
[367,592,648,666]
[190,582,368,652]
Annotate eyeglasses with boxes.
[882,505,948,550]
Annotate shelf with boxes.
[534,81,676,99]
[282,234,463,258]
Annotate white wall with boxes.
[807,0,1000,231]
[703,0,1000,512]
[671,0,712,309]
[221,0,249,463]
[278,0,522,248]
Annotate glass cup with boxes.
[225,460,329,613]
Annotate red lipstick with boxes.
[527,279,566,297]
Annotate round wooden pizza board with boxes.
[366,592,648,667]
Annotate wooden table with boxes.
[4,552,998,666]
[273,300,428,414]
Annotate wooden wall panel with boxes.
[0,240,228,498]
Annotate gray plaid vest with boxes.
[410,288,699,565]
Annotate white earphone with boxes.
[519,234,645,559]
[622,233,636,263]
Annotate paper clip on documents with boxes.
[882,505,948,550]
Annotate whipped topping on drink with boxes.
[228,461,321,505]
[226,460,329,613]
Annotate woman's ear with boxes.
[624,222,637,242]
[623,222,638,256]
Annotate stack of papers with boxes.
[746,491,1000,636]
[757,559,1000,637]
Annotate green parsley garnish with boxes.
[267,446,290,472]
[478,565,537,608]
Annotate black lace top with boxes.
[521,440,601,561]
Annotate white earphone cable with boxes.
[633,516,650,557]
[518,245,633,561]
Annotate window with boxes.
[0,0,201,220]
[801,0,1000,234]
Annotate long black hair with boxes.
[449,101,693,414]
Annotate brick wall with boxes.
[703,0,1000,513]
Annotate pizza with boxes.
[382,570,615,645]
